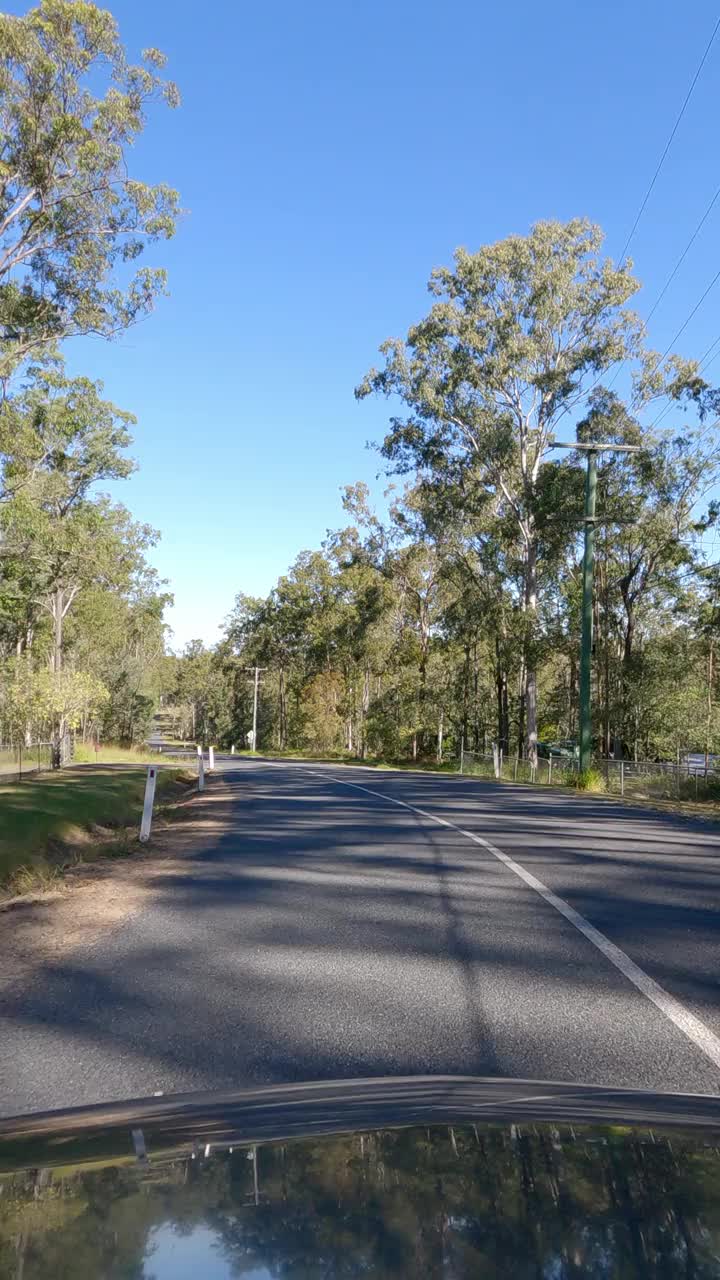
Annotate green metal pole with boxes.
[579,451,597,774]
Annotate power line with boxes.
[626,266,720,416]
[645,182,720,324]
[602,185,720,398]
[579,18,720,412]
[618,13,720,265]
[600,271,720,413]
[697,331,720,370]
[656,265,720,364]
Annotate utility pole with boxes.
[245,667,266,753]
[552,441,641,774]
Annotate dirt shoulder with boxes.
[0,774,235,991]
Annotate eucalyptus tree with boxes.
[0,365,143,669]
[0,0,180,379]
[358,219,653,763]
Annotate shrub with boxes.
[576,767,606,793]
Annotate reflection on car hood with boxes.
[2,1076,720,1278]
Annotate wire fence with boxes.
[0,741,54,782]
[599,757,720,801]
[456,745,720,801]
[0,732,73,782]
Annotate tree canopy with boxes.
[0,0,180,379]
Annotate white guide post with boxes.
[139,765,158,842]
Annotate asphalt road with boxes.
[3,758,720,1117]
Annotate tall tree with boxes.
[357,219,652,763]
[0,0,180,380]
[0,365,146,669]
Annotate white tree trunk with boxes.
[525,539,538,767]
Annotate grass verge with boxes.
[0,765,195,897]
[73,743,169,765]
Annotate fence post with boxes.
[139,765,158,842]
[620,760,624,797]
[459,734,464,774]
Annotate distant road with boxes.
[3,759,720,1116]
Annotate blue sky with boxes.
[10,0,720,648]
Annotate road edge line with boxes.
[300,768,720,1076]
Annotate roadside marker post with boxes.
[208,745,215,772]
[139,766,158,842]
[197,744,205,791]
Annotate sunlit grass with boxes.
[0,766,189,890]
[73,743,169,765]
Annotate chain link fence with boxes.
[456,742,720,801]
[0,732,73,781]
[0,741,54,781]
[457,747,579,786]
[599,757,720,801]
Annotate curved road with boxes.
[3,758,720,1116]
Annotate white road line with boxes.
[296,768,720,1075]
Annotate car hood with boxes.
[2,1075,720,1278]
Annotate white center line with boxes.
[289,766,720,1076]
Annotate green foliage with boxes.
[356,219,714,765]
[0,0,180,377]
[576,767,606,793]
[0,5,179,763]
[0,656,108,744]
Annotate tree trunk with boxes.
[52,586,63,673]
[361,667,370,759]
[706,640,715,770]
[472,641,480,751]
[524,540,539,766]
[601,543,611,757]
[569,651,577,737]
[621,608,635,749]
[517,656,526,761]
[462,645,470,752]
[623,613,635,667]
[418,620,429,755]
[279,668,288,748]
[495,639,509,756]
